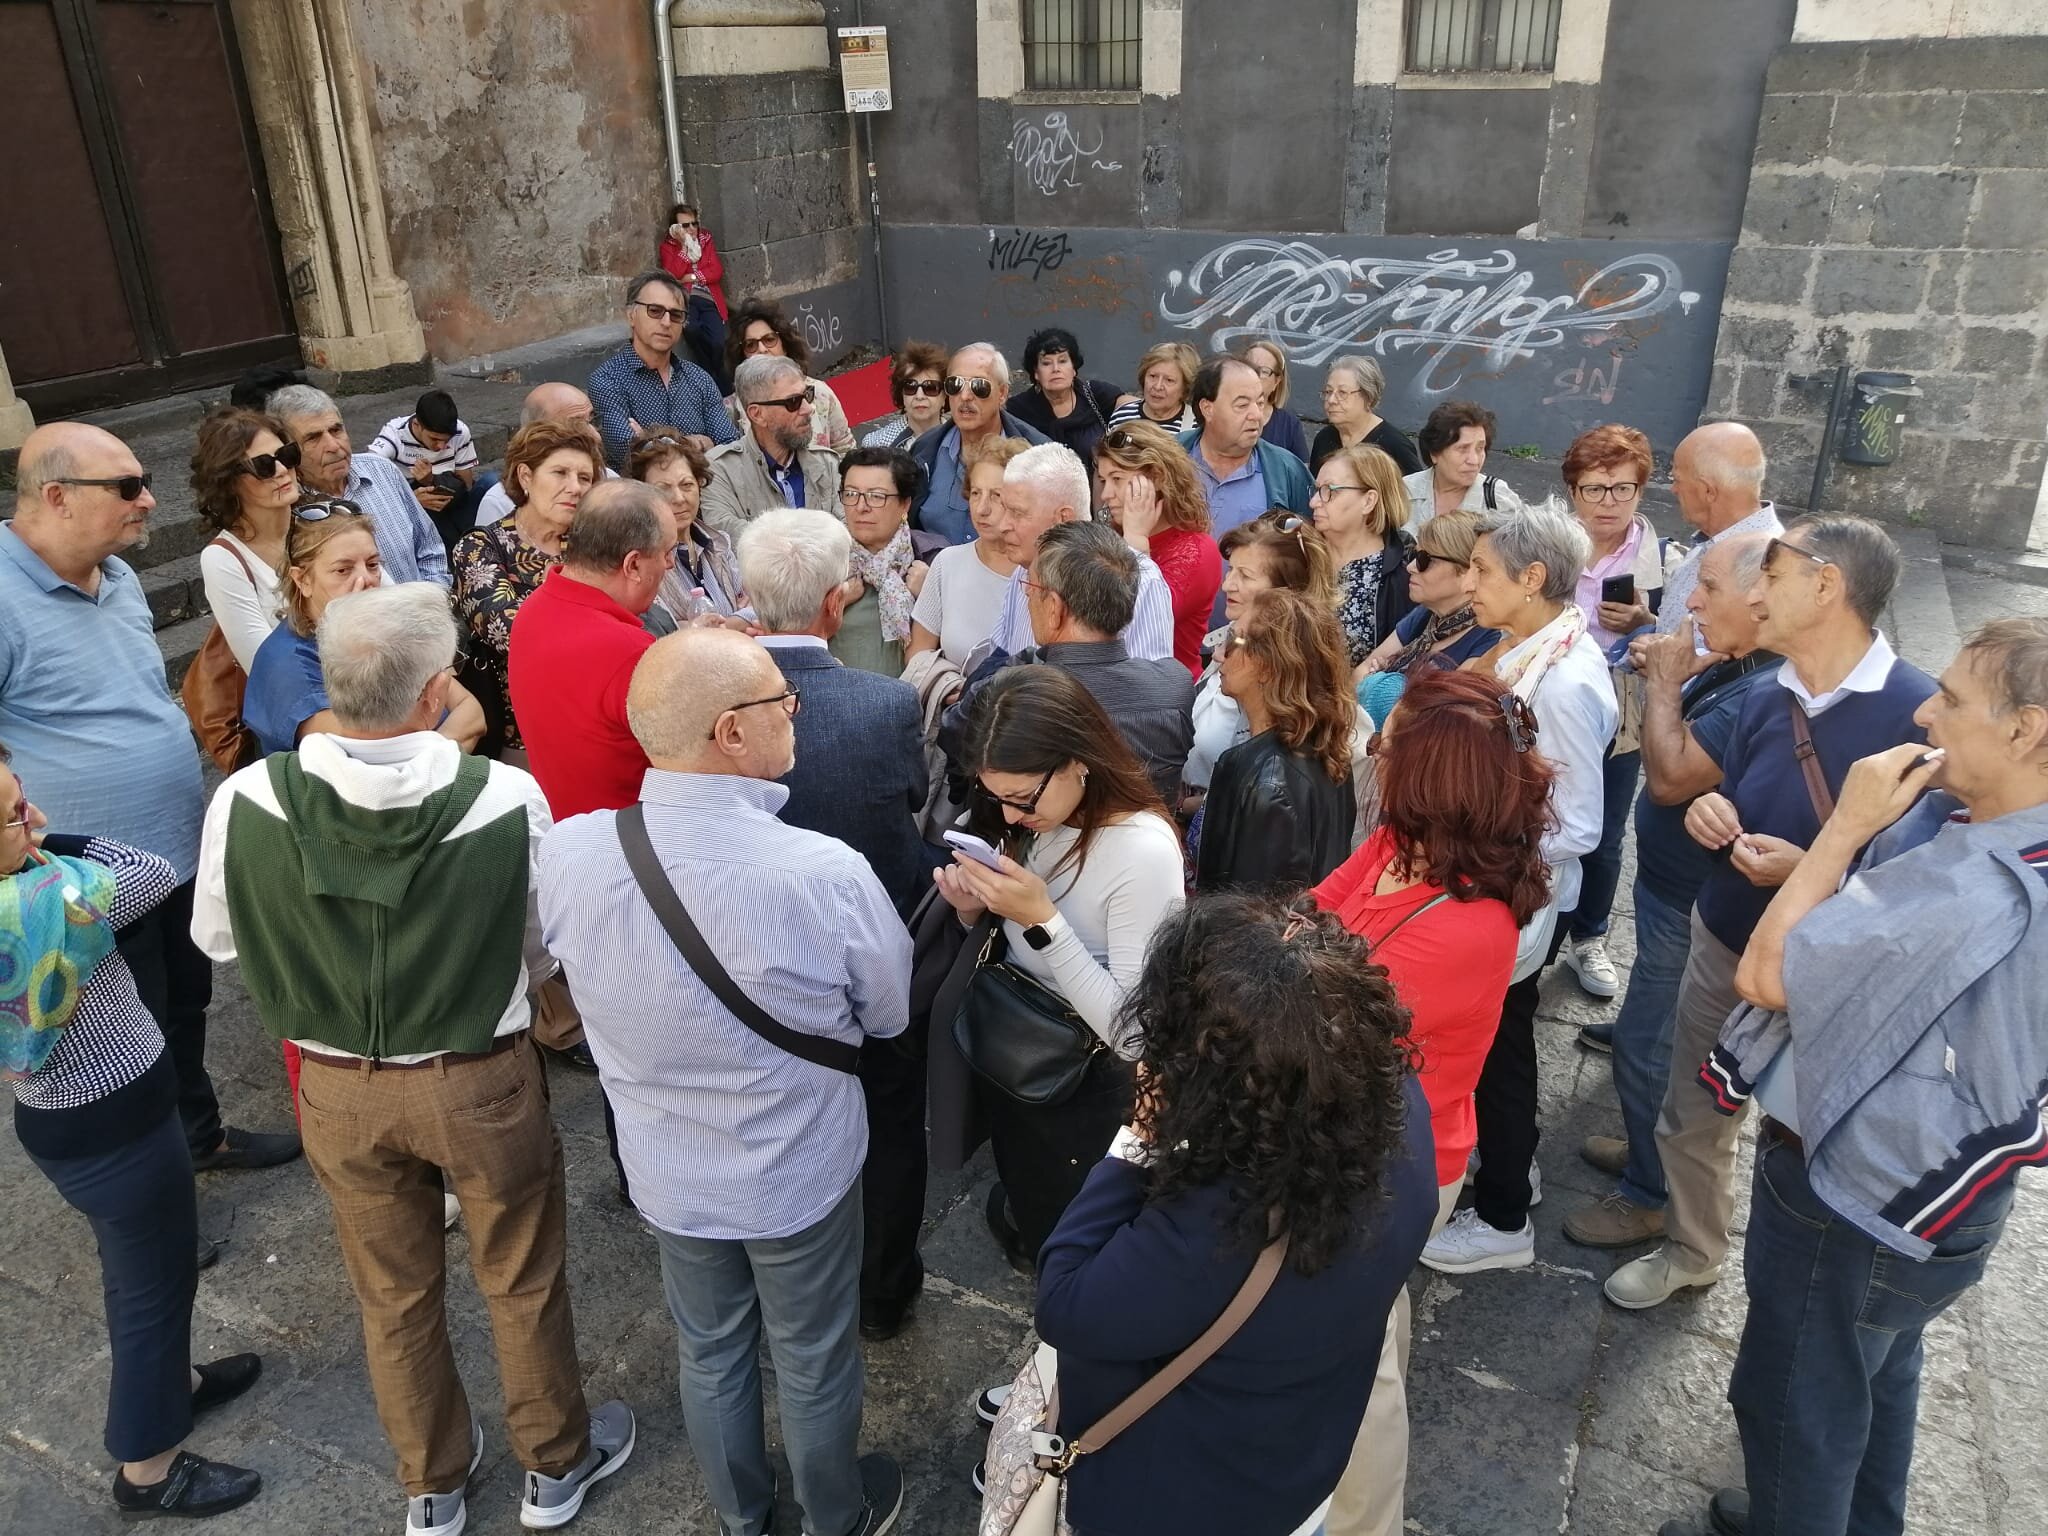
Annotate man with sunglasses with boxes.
[905,343,1049,545]
[1,423,300,1193]
[1604,515,1936,1313]
[699,356,840,540]
[587,270,740,471]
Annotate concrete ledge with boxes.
[1946,545,2048,590]
[1883,525,1962,675]
[672,22,827,75]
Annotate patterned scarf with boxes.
[1,850,118,1078]
[1494,603,1589,703]
[847,523,917,643]
[1387,604,1479,676]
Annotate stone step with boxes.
[142,554,210,632]
[1945,545,2048,591]
[155,614,212,692]
[1881,526,1962,676]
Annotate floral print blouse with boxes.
[1335,551,1385,667]
[451,516,559,750]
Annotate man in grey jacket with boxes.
[1658,617,2048,1536]
[699,355,839,539]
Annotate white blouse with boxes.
[198,530,282,673]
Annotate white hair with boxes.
[267,384,340,424]
[1479,497,1594,603]
[734,354,804,405]
[953,342,1011,386]
[736,507,853,632]
[317,584,456,730]
[1003,442,1090,520]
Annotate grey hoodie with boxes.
[1704,792,2048,1259]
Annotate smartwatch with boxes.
[1021,922,1053,951]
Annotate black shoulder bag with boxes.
[616,802,861,1075]
[952,925,1105,1107]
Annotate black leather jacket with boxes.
[1195,732,1355,893]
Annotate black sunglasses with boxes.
[1499,691,1538,754]
[752,386,817,413]
[1410,549,1467,573]
[980,767,1056,814]
[710,686,800,739]
[635,301,686,324]
[52,473,153,502]
[901,379,945,398]
[239,441,303,480]
[945,375,995,400]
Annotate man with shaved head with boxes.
[538,625,910,1536]
[1660,421,1782,629]
[1,424,299,1192]
[907,341,1050,544]
[472,382,610,528]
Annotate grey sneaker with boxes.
[408,1419,483,1535]
[518,1401,635,1529]
[848,1453,904,1536]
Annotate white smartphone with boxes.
[943,829,1007,870]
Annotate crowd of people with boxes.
[3,228,2045,1536]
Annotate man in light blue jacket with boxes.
[1658,617,2048,1536]
[1177,355,1313,540]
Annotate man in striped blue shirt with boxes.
[268,385,450,586]
[538,626,908,1536]
[586,271,740,470]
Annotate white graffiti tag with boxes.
[796,303,843,356]
[1159,241,1687,395]
[1008,111,1123,197]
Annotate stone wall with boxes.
[1706,37,2048,548]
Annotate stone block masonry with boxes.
[1708,38,2048,549]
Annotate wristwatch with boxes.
[1021,921,1053,951]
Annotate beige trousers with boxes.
[1653,908,1748,1273]
[1325,1179,1464,1536]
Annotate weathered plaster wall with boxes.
[350,0,667,361]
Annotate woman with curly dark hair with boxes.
[1028,892,1437,1536]
[1309,666,1554,1536]
[191,407,303,671]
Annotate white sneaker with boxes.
[444,1192,461,1231]
[1565,937,1620,999]
[1420,1208,1535,1273]
[1603,1247,1723,1310]
[408,1419,483,1535]
[520,1400,634,1529]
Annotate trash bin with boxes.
[1840,371,1920,467]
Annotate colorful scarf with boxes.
[1494,603,1589,703]
[1386,605,1479,677]
[848,523,917,643]
[1,850,118,1078]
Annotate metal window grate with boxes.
[1024,0,1141,91]
[1406,0,1560,73]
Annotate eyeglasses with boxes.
[839,487,904,509]
[1320,386,1362,401]
[710,686,801,738]
[1499,692,1538,753]
[634,301,687,324]
[3,788,29,830]
[239,442,303,480]
[1765,537,1833,574]
[901,378,945,398]
[980,768,1056,814]
[945,376,995,400]
[742,332,784,356]
[1248,363,1280,379]
[1409,549,1466,573]
[1572,481,1641,505]
[293,496,363,522]
[751,386,816,413]
[51,473,153,502]
[1309,482,1368,501]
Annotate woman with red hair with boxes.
[1309,667,1555,1536]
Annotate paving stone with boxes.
[1567,1444,1718,1536]
[1585,1317,1745,1490]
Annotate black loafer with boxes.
[860,1296,916,1343]
[983,1184,1034,1277]
[191,1354,262,1417]
[195,1238,220,1273]
[112,1452,261,1520]
[1709,1488,1749,1536]
[191,1127,302,1173]
[545,1040,600,1074]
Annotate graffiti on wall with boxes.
[795,301,844,357]
[1009,111,1124,198]
[988,228,1074,279]
[1159,240,1703,396]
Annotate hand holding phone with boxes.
[1600,575,1636,606]
[943,829,1006,870]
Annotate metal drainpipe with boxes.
[655,0,686,201]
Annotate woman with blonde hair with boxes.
[1094,420,1222,676]
[1195,587,1359,891]
[1105,341,1200,433]
[1311,443,1416,665]
[1355,509,1502,729]
[1243,340,1310,462]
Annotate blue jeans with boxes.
[1730,1129,2010,1536]
[1608,879,1694,1209]
[654,1183,866,1536]
[1568,748,1641,943]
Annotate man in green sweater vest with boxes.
[193,583,635,1536]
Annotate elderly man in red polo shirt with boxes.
[510,481,677,819]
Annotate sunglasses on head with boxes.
[1765,536,1833,573]
[635,301,686,324]
[1409,548,1466,573]
[293,496,364,522]
[945,375,995,400]
[901,378,945,398]
[239,441,303,480]
[52,473,153,502]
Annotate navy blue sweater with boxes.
[1036,1075,1437,1536]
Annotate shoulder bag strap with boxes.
[1064,1231,1292,1460]
[1482,476,1498,512]
[616,802,861,1075]
[210,534,260,587]
[1785,693,1836,824]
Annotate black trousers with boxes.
[984,1053,1134,1261]
[28,1111,198,1463]
[1472,919,1568,1232]
[859,1028,930,1312]
[682,294,730,394]
[115,880,223,1158]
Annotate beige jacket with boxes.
[699,428,843,541]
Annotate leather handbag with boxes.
[951,926,1104,1107]
[179,537,262,773]
[978,1231,1292,1536]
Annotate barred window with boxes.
[1406,0,1560,73]
[1024,0,1141,91]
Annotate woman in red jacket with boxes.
[1094,420,1223,678]
[658,202,729,387]
[1310,666,1555,1536]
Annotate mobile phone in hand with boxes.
[942,829,1006,870]
[1600,575,1637,607]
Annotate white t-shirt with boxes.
[369,414,480,476]
[198,529,283,673]
[911,542,1016,666]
